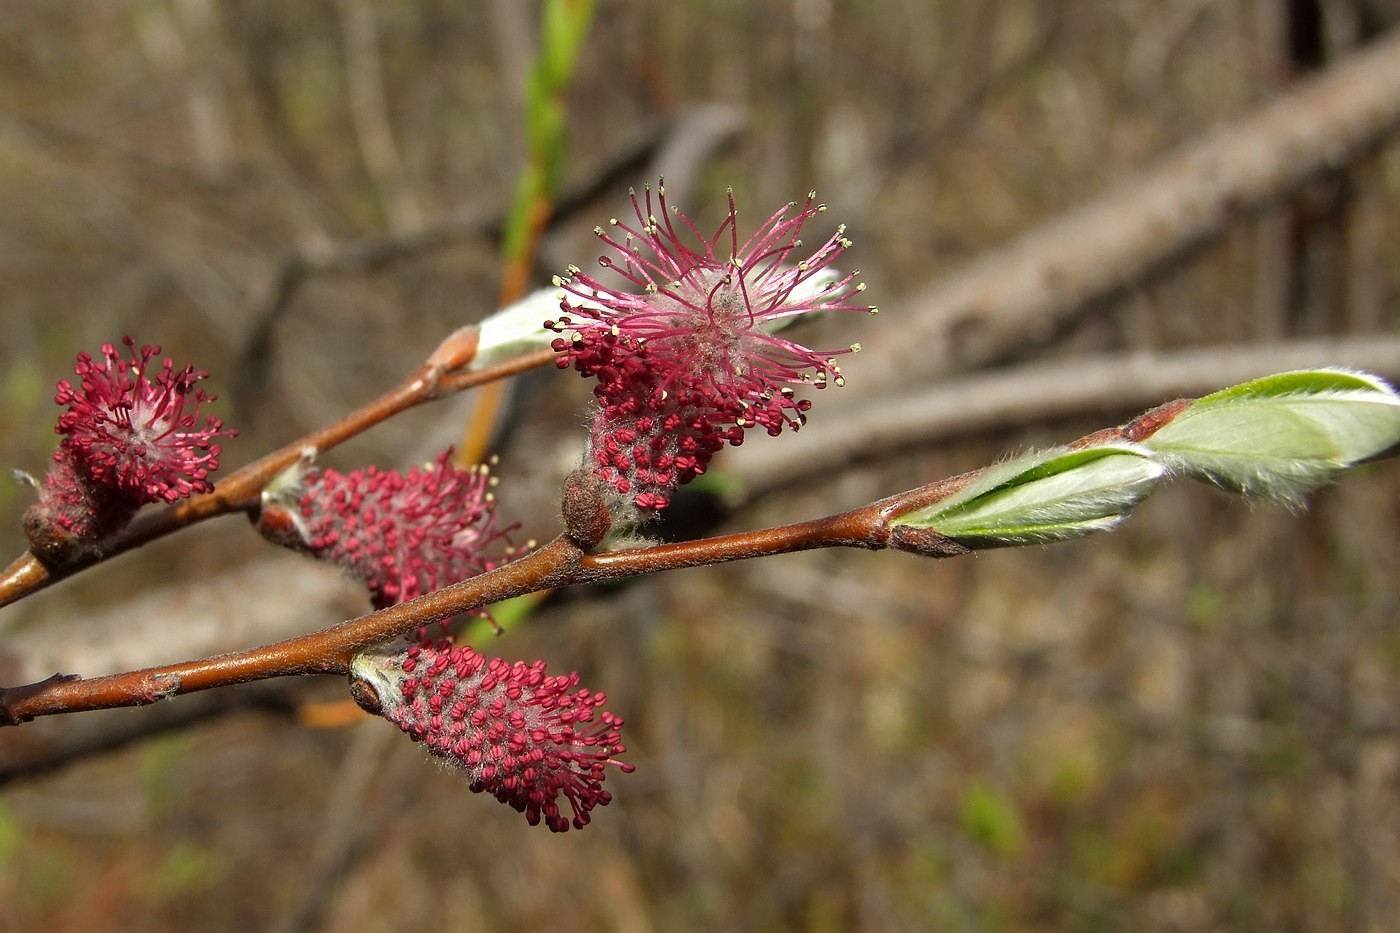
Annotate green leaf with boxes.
[1144,369,1400,504]
[895,443,1164,546]
[1194,368,1392,403]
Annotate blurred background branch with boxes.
[861,24,1400,386]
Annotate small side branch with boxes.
[0,346,558,608]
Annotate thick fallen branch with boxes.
[862,26,1400,386]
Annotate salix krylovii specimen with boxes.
[22,337,235,565]
[3,184,1399,834]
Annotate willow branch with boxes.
[5,367,1395,725]
[0,474,975,724]
[0,345,558,608]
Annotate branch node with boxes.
[0,672,82,726]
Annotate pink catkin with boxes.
[548,183,873,515]
[259,450,514,619]
[369,640,634,832]
[26,337,234,559]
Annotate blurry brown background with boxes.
[2,2,1400,930]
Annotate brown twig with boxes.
[0,345,558,609]
[0,471,977,724]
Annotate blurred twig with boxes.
[884,5,1064,170]
[459,0,597,465]
[497,0,596,304]
[235,109,658,414]
[335,0,422,232]
[863,26,1400,387]
[269,718,396,933]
